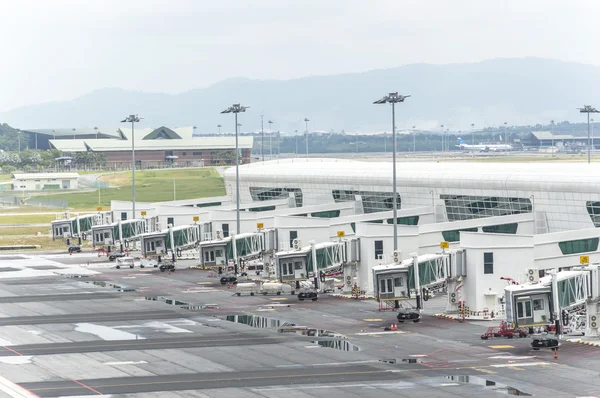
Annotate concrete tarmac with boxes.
[0,333,283,356]
[0,310,191,326]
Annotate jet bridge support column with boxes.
[232,234,238,275]
[552,272,561,336]
[311,241,319,290]
[118,220,124,252]
[169,225,175,262]
[412,253,422,310]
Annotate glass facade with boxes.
[441,195,532,221]
[558,238,599,255]
[249,187,303,207]
[332,190,401,214]
[586,201,600,227]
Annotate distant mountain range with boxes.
[2,58,600,133]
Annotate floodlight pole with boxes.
[221,103,249,235]
[440,124,444,152]
[260,115,264,161]
[304,118,310,158]
[412,126,416,152]
[470,123,475,158]
[121,114,142,218]
[268,120,273,158]
[550,120,555,157]
[374,92,410,251]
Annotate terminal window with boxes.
[558,238,599,255]
[483,252,494,274]
[374,240,383,260]
[441,195,532,221]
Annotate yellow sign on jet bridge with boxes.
[440,241,449,249]
[337,231,345,238]
[97,206,102,211]
[193,216,199,222]
[580,255,590,265]
[257,223,264,229]
[141,211,147,216]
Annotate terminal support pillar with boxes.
[169,225,175,263]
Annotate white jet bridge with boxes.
[372,251,455,311]
[91,217,158,251]
[51,211,113,241]
[505,264,600,336]
[199,230,278,271]
[274,238,360,290]
[140,224,201,260]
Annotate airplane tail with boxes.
[457,138,465,145]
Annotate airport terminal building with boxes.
[23,126,253,168]
[225,158,600,233]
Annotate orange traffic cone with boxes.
[393,323,398,331]
[553,349,558,360]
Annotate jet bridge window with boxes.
[517,301,532,318]
[394,277,404,287]
[533,299,544,311]
[379,278,393,294]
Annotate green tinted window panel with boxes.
[481,223,518,234]
[310,210,341,218]
[441,227,478,242]
[558,238,599,255]
[386,216,420,225]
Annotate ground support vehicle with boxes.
[115,257,135,269]
[298,291,318,301]
[531,333,560,350]
[159,262,176,272]
[480,321,528,340]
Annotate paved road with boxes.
[20,364,405,397]
[0,292,121,303]
[0,310,190,326]
[0,333,283,356]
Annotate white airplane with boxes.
[456,137,512,152]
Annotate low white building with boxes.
[12,172,79,191]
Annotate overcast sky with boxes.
[0,0,597,112]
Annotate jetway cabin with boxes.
[505,282,554,328]
[52,212,113,240]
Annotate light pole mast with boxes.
[440,124,444,152]
[578,105,600,164]
[304,118,310,158]
[268,120,273,158]
[550,120,555,157]
[412,126,416,152]
[260,116,264,161]
[471,123,475,158]
[374,92,411,251]
[120,114,142,218]
[221,104,249,235]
